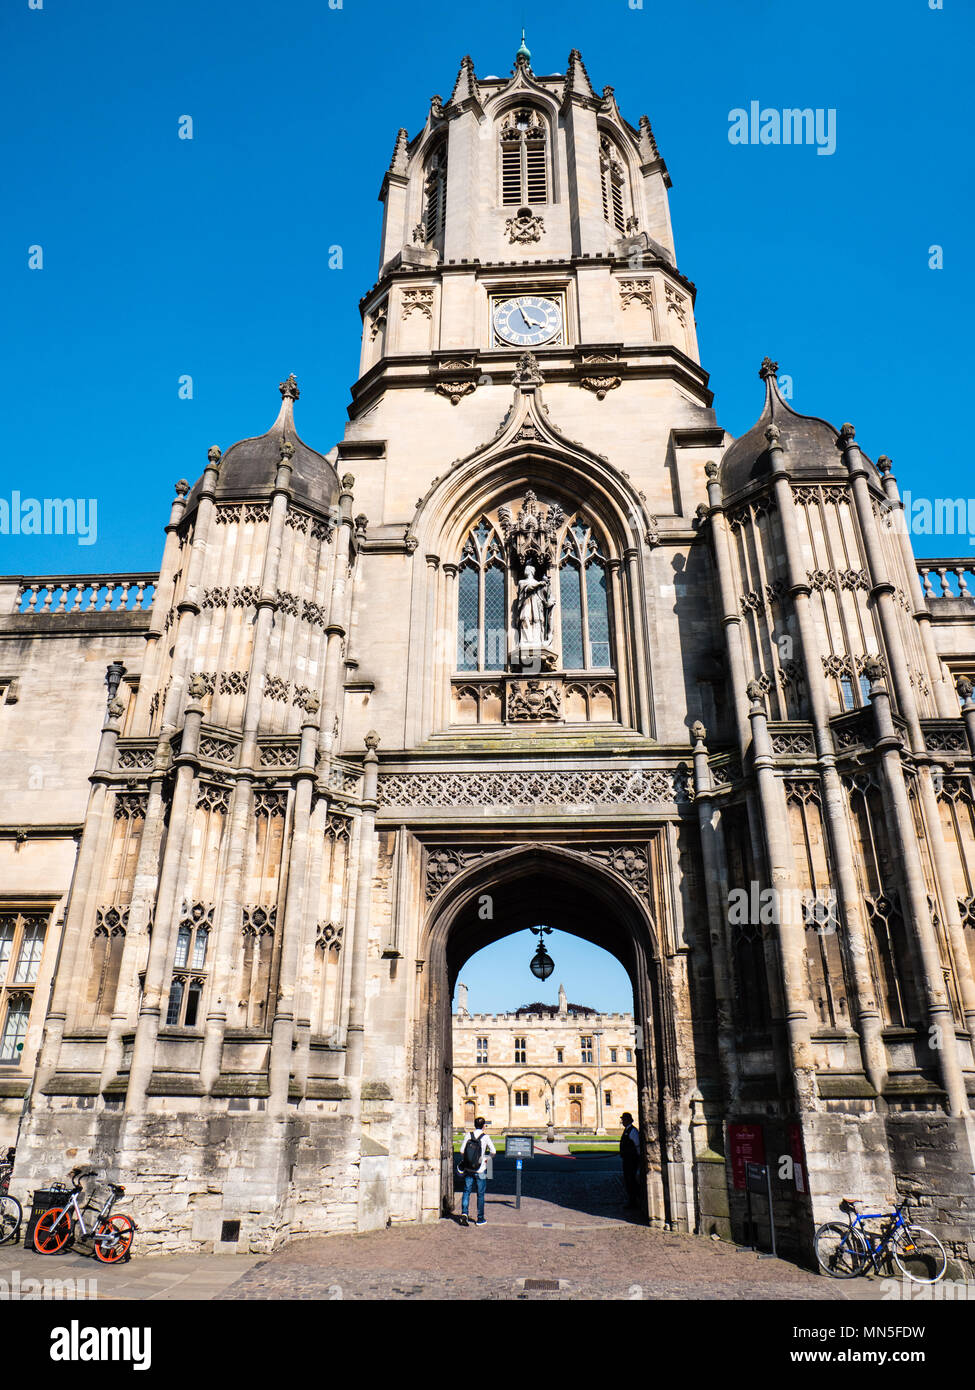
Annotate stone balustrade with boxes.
[12,575,157,615]
[917,560,975,600]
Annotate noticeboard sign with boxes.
[506,1134,534,1159]
[728,1123,766,1191]
[745,1161,768,1195]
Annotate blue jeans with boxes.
[462,1173,486,1220]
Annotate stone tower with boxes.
[5,38,975,1264]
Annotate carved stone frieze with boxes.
[376,767,688,811]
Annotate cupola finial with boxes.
[516,28,531,67]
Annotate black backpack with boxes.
[461,1132,484,1173]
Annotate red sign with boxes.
[788,1122,807,1193]
[728,1123,765,1191]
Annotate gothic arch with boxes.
[401,386,658,743]
[416,841,679,1224]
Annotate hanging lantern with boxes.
[530,943,555,981]
[528,924,554,980]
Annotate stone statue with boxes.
[514,564,553,648]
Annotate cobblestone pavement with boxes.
[216,1160,883,1302]
[0,1160,896,1301]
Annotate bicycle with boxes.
[33,1166,135,1263]
[815,1194,947,1284]
[0,1147,21,1246]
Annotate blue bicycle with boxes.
[815,1194,947,1284]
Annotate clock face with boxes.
[493,294,562,347]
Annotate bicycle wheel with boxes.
[94,1214,134,1264]
[892,1224,947,1284]
[0,1194,21,1245]
[814,1221,868,1278]
[33,1207,72,1255]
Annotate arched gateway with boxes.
[419,845,686,1228]
[5,40,975,1270]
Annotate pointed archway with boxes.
[416,843,688,1228]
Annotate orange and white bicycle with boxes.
[33,1166,135,1263]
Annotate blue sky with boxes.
[2,0,972,577]
[456,931,634,1017]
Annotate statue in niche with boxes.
[500,491,562,671]
[515,564,554,649]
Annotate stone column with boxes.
[320,475,355,762]
[98,770,170,1095]
[837,425,924,754]
[704,463,752,749]
[345,733,380,1079]
[875,455,956,717]
[133,480,190,730]
[198,772,254,1093]
[840,429,975,1059]
[269,705,321,1116]
[690,723,741,1108]
[35,692,127,1081]
[959,679,975,754]
[159,447,222,736]
[865,661,969,1116]
[623,546,652,736]
[765,434,887,1097]
[746,683,817,1110]
[124,695,205,1112]
[441,562,458,732]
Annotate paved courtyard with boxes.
[0,1156,899,1301]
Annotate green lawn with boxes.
[453,1132,621,1154]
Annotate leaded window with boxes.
[457,519,506,671]
[500,107,547,205]
[454,507,613,676]
[0,994,30,1064]
[559,520,611,669]
[165,904,212,1028]
[0,910,49,1065]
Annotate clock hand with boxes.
[520,307,543,328]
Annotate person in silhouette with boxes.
[619,1112,642,1209]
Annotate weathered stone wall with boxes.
[12,1100,362,1254]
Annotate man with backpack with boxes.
[457,1117,496,1227]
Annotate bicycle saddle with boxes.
[839,1197,860,1213]
[70,1165,98,1180]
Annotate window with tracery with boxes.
[165,903,212,1028]
[500,108,548,205]
[599,135,627,234]
[454,504,613,676]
